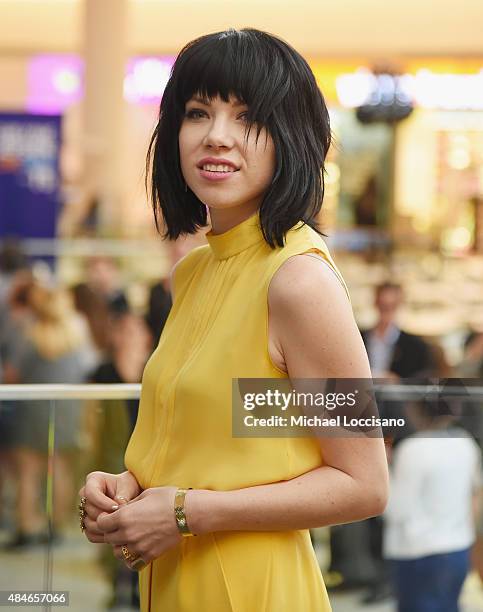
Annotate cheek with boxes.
[178,126,196,173]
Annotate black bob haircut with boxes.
[147,28,332,248]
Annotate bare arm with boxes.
[186,254,389,535]
[97,254,389,563]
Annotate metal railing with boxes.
[1,382,482,402]
[0,383,141,400]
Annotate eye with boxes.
[237,111,249,121]
[184,109,206,120]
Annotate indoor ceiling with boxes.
[0,0,482,58]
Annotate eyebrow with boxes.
[188,96,247,108]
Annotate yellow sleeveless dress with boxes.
[125,212,349,611]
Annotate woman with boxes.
[80,28,388,611]
[8,284,89,546]
[383,399,482,611]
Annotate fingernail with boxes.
[117,496,127,501]
[111,504,119,511]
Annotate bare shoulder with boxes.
[268,253,350,315]
[268,253,370,378]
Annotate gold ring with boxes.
[121,545,138,562]
[78,497,87,533]
[130,558,147,572]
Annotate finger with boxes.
[113,486,145,508]
[84,530,105,544]
[128,557,148,572]
[113,486,135,506]
[111,544,140,562]
[85,475,117,512]
[84,502,101,521]
[84,516,104,536]
[111,495,129,511]
[112,545,124,561]
[96,509,121,533]
[102,530,128,546]
[85,499,117,521]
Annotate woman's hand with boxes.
[78,470,142,543]
[97,486,182,565]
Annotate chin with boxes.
[197,194,243,211]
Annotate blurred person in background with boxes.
[0,239,27,337]
[84,256,129,316]
[362,282,434,381]
[458,330,483,379]
[359,281,435,602]
[71,282,112,371]
[79,28,388,612]
[71,256,130,370]
[0,240,29,379]
[0,239,28,310]
[457,329,483,578]
[455,330,483,448]
[145,279,172,349]
[328,281,436,603]
[143,235,204,349]
[0,270,36,381]
[4,284,91,548]
[383,397,482,612]
[144,235,203,349]
[90,312,152,431]
[88,312,152,608]
[0,268,35,533]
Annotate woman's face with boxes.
[179,94,275,215]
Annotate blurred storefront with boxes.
[315,59,483,258]
[2,52,483,354]
[2,53,483,244]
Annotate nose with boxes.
[202,116,235,149]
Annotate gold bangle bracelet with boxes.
[174,487,196,537]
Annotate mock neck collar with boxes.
[206,212,265,260]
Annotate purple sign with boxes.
[27,55,83,115]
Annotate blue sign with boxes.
[0,113,61,246]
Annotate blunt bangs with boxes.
[147,28,332,247]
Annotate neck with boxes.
[208,204,259,235]
[375,321,393,335]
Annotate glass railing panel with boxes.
[0,386,140,611]
[0,383,482,611]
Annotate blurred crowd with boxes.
[0,239,482,610]
[0,242,170,607]
[327,281,483,610]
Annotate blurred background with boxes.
[0,1,482,610]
